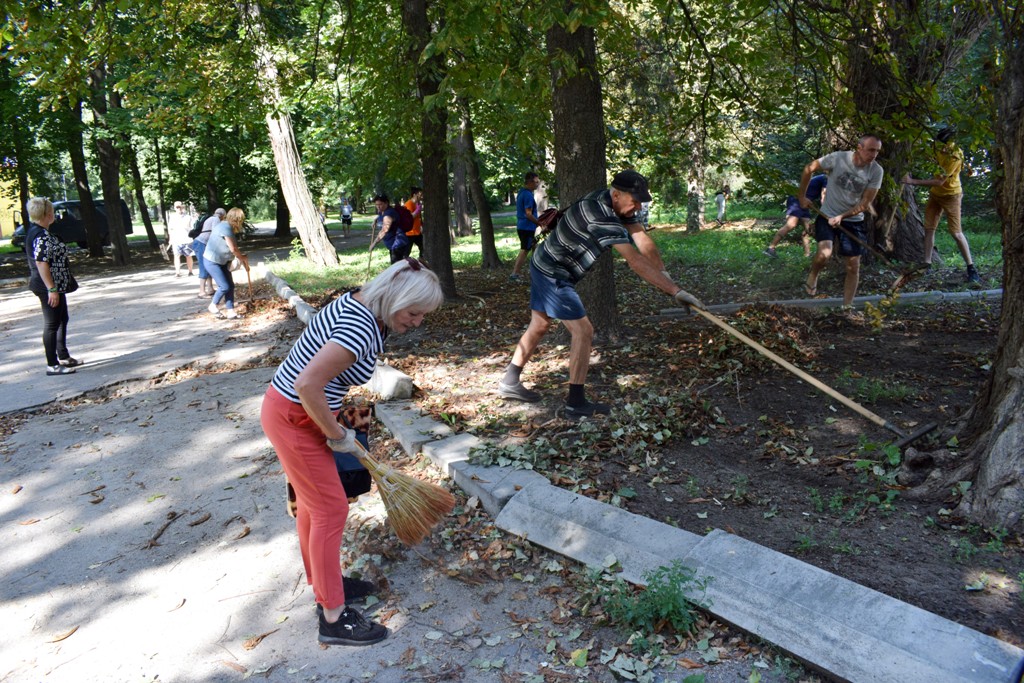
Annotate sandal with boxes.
[804,282,817,297]
[59,357,82,367]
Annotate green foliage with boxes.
[581,561,710,638]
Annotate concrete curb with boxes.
[270,273,1024,683]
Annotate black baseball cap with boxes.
[611,170,652,203]
[936,127,956,143]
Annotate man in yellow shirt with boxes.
[901,127,980,284]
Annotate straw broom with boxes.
[349,439,455,546]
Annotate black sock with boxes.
[502,363,524,385]
[567,383,586,407]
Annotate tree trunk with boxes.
[686,133,706,232]
[459,103,500,269]
[951,8,1024,533]
[275,182,291,239]
[241,0,337,267]
[402,0,456,297]
[153,137,168,244]
[63,100,104,257]
[89,63,130,266]
[126,143,160,250]
[547,10,618,341]
[452,132,472,236]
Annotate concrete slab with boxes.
[680,530,1023,683]
[374,401,455,454]
[495,483,703,585]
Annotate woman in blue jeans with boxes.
[202,207,249,319]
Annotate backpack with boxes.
[188,213,208,239]
[394,205,415,234]
[536,207,563,234]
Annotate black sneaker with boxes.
[318,606,388,646]
[966,265,981,284]
[563,401,611,418]
[762,247,777,258]
[498,381,542,402]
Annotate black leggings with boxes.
[36,292,70,367]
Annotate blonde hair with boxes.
[27,197,54,223]
[225,207,245,233]
[360,259,444,328]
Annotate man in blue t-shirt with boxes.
[498,169,705,418]
[370,194,411,264]
[764,174,828,258]
[510,172,543,281]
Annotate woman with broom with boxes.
[261,257,444,646]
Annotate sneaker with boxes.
[58,356,82,367]
[224,308,239,319]
[509,273,522,281]
[966,266,981,284]
[762,247,777,258]
[315,578,378,618]
[207,302,220,315]
[318,606,388,646]
[498,381,541,402]
[46,365,76,376]
[563,401,611,418]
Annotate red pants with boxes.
[261,385,349,608]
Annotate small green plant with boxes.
[288,237,306,260]
[581,561,711,639]
[982,526,1009,553]
[684,477,702,498]
[794,530,819,553]
[807,487,825,513]
[828,492,846,514]
[952,537,979,563]
[1018,573,1024,603]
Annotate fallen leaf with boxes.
[20,519,40,525]
[680,657,705,669]
[220,660,246,673]
[11,485,23,494]
[88,495,105,504]
[233,526,251,540]
[168,599,186,612]
[242,629,278,650]
[48,625,79,643]
[188,513,212,527]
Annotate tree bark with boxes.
[89,63,130,266]
[459,103,501,269]
[241,0,337,267]
[686,132,706,232]
[451,134,472,237]
[950,7,1024,532]
[63,100,104,257]
[402,0,456,297]
[126,143,160,249]
[547,9,618,341]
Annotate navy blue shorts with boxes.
[529,261,586,321]
[518,229,536,251]
[814,215,867,257]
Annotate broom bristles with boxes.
[352,443,455,546]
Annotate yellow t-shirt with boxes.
[931,143,963,197]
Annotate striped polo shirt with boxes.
[271,291,385,409]
[531,189,634,284]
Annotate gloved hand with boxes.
[674,288,705,310]
[326,428,359,454]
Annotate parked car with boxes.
[12,199,133,249]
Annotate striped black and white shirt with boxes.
[531,189,635,284]
[271,291,384,409]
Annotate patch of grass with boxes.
[793,530,819,553]
[836,368,916,404]
[580,561,711,640]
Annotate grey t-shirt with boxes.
[196,214,219,245]
[818,151,883,222]
[203,221,236,265]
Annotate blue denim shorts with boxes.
[529,261,587,320]
[814,215,867,257]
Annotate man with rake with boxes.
[261,258,444,646]
[800,134,884,306]
[497,169,705,418]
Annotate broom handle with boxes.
[691,308,889,429]
[804,201,897,269]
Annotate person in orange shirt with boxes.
[403,186,423,257]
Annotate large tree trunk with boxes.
[459,103,501,269]
[63,100,104,257]
[242,0,337,268]
[126,142,160,250]
[89,63,130,266]
[686,132,706,232]
[275,182,291,239]
[403,0,456,297]
[548,10,619,341]
[451,132,472,237]
[951,8,1024,532]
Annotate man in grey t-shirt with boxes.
[799,134,884,306]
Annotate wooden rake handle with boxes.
[691,307,894,431]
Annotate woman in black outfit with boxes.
[25,197,81,376]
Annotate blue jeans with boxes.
[193,240,208,279]
[205,259,235,309]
